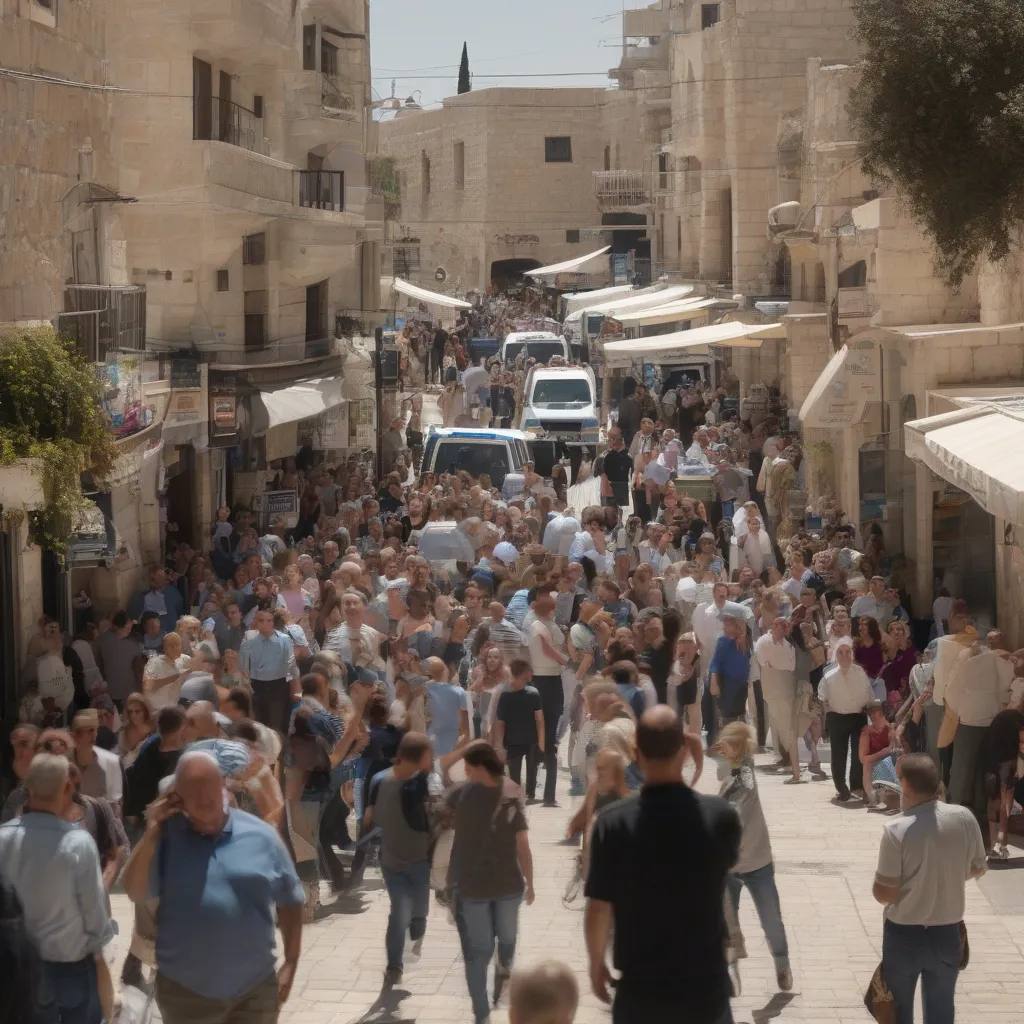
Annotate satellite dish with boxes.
[434,266,449,284]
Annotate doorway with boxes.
[489,258,542,291]
[164,446,197,548]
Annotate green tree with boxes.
[849,0,1024,287]
[0,325,117,554]
[458,42,471,94]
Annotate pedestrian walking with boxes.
[0,753,114,1024]
[819,640,874,801]
[448,741,535,1024]
[715,722,793,993]
[873,753,987,1024]
[493,659,544,802]
[585,706,738,1023]
[525,588,569,806]
[122,750,305,1024]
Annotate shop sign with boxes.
[166,391,203,428]
[170,357,202,390]
[252,489,299,526]
[211,395,237,433]
[612,253,630,285]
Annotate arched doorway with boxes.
[489,258,542,291]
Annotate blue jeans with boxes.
[457,893,522,1023]
[381,861,431,971]
[36,957,102,1024]
[882,920,961,1024]
[726,862,790,970]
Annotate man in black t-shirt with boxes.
[585,706,741,1024]
[493,660,544,802]
[601,427,633,510]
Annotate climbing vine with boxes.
[0,325,117,555]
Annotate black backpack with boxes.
[0,870,45,1024]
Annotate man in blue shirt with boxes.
[123,750,305,1023]
[0,753,113,1024]
[127,565,185,637]
[238,609,299,736]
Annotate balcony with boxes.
[205,334,337,368]
[283,71,363,151]
[298,170,345,212]
[194,95,270,157]
[623,6,670,37]
[57,285,147,362]
[594,170,655,210]
[321,73,356,113]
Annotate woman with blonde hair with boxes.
[119,692,155,767]
[716,721,793,994]
[175,615,201,656]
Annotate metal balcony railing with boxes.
[194,95,271,156]
[298,170,345,212]
[593,170,655,208]
[321,74,356,112]
[57,285,147,363]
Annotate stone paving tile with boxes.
[108,748,1022,1024]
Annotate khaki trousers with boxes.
[155,972,279,1024]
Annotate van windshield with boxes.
[504,341,565,366]
[530,379,591,407]
[433,441,509,486]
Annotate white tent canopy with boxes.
[252,377,344,432]
[576,284,696,320]
[525,246,610,278]
[562,285,634,316]
[616,297,719,328]
[392,278,472,310]
[601,321,781,367]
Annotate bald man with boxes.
[123,750,305,1023]
[424,658,470,756]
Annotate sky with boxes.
[369,0,623,109]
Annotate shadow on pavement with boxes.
[752,992,796,1023]
[351,983,416,1024]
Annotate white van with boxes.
[499,331,570,368]
[517,364,599,444]
[422,427,530,494]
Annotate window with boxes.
[677,217,682,254]
[244,290,268,350]
[701,3,720,29]
[242,232,266,266]
[603,145,611,171]
[302,25,317,71]
[35,0,54,9]
[453,141,465,190]
[565,229,580,244]
[421,151,431,198]
[530,379,592,407]
[252,95,264,119]
[545,136,572,163]
[216,269,229,292]
[321,38,339,79]
[193,58,213,141]
[434,442,510,486]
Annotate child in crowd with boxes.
[509,961,579,1024]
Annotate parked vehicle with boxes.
[422,427,530,494]
[516,365,599,445]
[499,332,571,369]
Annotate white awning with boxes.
[525,246,610,277]
[252,377,345,433]
[617,297,719,328]
[601,321,781,367]
[905,404,1024,525]
[562,285,634,316]
[392,278,472,309]
[583,285,696,319]
[798,342,881,427]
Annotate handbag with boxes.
[863,963,897,1024]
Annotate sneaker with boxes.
[990,843,1010,861]
[406,938,423,962]
[851,788,867,801]
[383,967,403,987]
[835,790,852,802]
[542,800,560,808]
[777,966,793,991]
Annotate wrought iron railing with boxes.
[57,285,147,363]
[593,170,655,208]
[321,74,356,112]
[298,170,344,212]
[193,95,270,156]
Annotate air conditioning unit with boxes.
[434,266,449,284]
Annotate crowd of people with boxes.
[1,287,1019,1024]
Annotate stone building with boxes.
[0,0,382,669]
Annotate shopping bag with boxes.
[863,962,896,1024]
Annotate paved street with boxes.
[108,749,1024,1024]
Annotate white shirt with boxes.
[692,602,726,665]
[819,663,874,715]
[142,654,190,710]
[945,647,1013,727]
[528,617,565,676]
[731,530,773,575]
[780,575,804,602]
[93,745,123,806]
[851,594,896,628]
[754,633,797,702]
[932,596,953,629]
[875,801,986,926]
[676,577,714,609]
[544,515,581,556]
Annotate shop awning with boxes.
[798,342,881,428]
[251,377,345,433]
[392,278,473,309]
[525,246,611,277]
[617,297,719,328]
[601,321,781,367]
[905,404,1024,525]
[562,284,634,316]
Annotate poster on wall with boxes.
[611,253,630,285]
[96,352,151,438]
[299,405,350,451]
[349,399,376,448]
